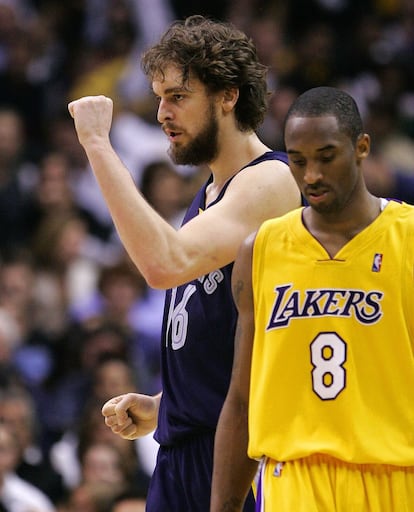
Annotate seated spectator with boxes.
[70,258,161,395]
[70,258,146,331]
[0,307,24,389]
[109,484,147,512]
[0,422,56,512]
[363,151,414,205]
[79,441,128,490]
[35,321,131,452]
[58,481,117,512]
[90,355,139,406]
[0,248,54,387]
[0,386,67,505]
[30,211,100,337]
[49,359,156,492]
[24,151,122,266]
[140,160,187,229]
[45,113,120,249]
[0,107,38,255]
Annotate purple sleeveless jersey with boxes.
[155,151,289,446]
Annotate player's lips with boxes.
[306,187,330,203]
[163,126,182,142]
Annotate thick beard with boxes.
[168,104,219,166]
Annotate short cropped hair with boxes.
[141,15,268,132]
[284,86,363,145]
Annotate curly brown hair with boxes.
[141,15,268,132]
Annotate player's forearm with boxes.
[82,139,187,288]
[210,398,258,512]
[210,453,258,512]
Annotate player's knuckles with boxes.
[122,426,139,440]
[112,418,132,433]
[105,416,117,427]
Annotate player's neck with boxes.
[304,193,382,258]
[209,132,269,187]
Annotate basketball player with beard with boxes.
[68,15,301,511]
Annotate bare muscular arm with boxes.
[68,96,300,289]
[210,232,259,512]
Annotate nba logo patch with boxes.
[273,462,284,477]
[372,253,383,272]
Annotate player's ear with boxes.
[356,133,370,162]
[221,87,239,113]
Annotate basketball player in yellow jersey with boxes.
[210,86,414,512]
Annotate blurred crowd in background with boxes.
[0,0,413,510]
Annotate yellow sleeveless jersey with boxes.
[248,200,414,465]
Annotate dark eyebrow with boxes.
[151,86,186,98]
[317,144,336,152]
[162,85,193,95]
[165,86,186,94]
